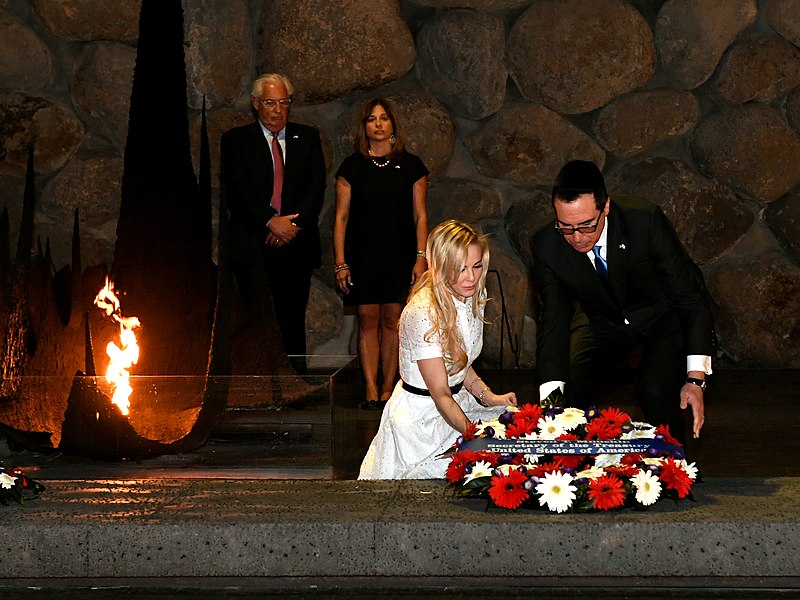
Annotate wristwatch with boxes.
[686,377,706,390]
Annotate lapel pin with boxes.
[619,243,626,250]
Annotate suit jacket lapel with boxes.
[606,202,629,302]
[558,235,609,300]
[246,122,272,190]
[282,123,301,184]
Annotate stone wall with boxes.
[1,0,799,369]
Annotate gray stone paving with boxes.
[1,477,798,580]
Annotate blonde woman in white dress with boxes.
[359,220,517,479]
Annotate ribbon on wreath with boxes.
[460,437,684,459]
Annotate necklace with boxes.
[368,149,391,168]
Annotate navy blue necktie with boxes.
[593,245,608,280]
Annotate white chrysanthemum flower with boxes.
[575,465,605,480]
[680,460,699,480]
[594,453,624,468]
[554,407,587,431]
[0,472,17,490]
[464,460,494,483]
[631,470,662,506]
[536,415,565,440]
[642,457,662,466]
[535,471,577,513]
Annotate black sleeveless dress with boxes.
[335,151,429,306]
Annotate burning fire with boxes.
[94,276,141,415]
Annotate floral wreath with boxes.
[0,463,45,506]
[446,392,698,512]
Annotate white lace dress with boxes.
[358,288,506,479]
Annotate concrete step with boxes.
[1,477,798,581]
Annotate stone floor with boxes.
[0,368,799,597]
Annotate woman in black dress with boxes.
[334,98,429,409]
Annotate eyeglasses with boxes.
[555,211,603,236]
[256,98,292,109]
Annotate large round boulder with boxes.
[466,102,604,186]
[40,155,124,269]
[605,157,753,265]
[0,10,52,92]
[654,0,756,90]
[507,0,655,115]
[691,103,800,203]
[710,33,800,105]
[69,42,136,152]
[256,0,415,104]
[183,0,253,110]
[0,92,84,176]
[415,9,506,120]
[706,235,800,368]
[30,0,140,41]
[592,89,699,158]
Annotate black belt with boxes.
[401,380,463,396]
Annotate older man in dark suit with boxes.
[221,73,326,373]
[532,160,714,442]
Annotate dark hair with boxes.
[551,160,608,210]
[355,97,405,159]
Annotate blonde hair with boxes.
[410,220,490,374]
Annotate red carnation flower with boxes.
[551,433,583,469]
[446,452,472,483]
[659,457,693,498]
[461,421,478,442]
[462,449,499,466]
[621,452,644,465]
[488,468,529,510]
[505,420,536,438]
[655,425,682,448]
[606,465,639,477]
[585,418,618,440]
[599,407,631,428]
[587,474,627,511]
[528,460,561,478]
[516,403,544,423]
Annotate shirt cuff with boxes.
[687,355,712,375]
[539,380,565,401]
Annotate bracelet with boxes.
[416,250,426,259]
[334,264,350,274]
[476,385,489,406]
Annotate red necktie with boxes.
[271,133,284,215]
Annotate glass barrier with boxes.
[0,355,375,480]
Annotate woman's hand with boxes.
[485,390,517,408]
[335,267,351,293]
